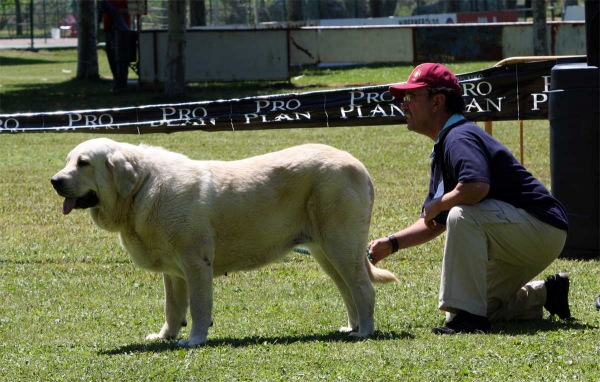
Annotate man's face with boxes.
[401,88,433,135]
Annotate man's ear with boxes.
[106,151,139,197]
[433,93,445,109]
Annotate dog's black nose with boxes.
[51,176,62,189]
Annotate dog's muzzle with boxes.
[51,176,99,215]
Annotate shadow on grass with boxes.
[2,61,394,115]
[0,76,323,115]
[491,317,598,335]
[0,55,63,66]
[1,77,119,114]
[294,62,413,77]
[99,330,414,354]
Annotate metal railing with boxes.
[0,0,76,39]
[0,0,575,41]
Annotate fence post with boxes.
[42,0,46,42]
[213,0,219,25]
[484,121,493,135]
[28,0,34,50]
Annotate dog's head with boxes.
[51,138,141,224]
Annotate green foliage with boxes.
[1,50,599,380]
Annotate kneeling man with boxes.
[368,63,570,334]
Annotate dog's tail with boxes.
[365,256,398,284]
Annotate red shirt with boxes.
[102,0,131,31]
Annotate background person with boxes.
[368,63,570,335]
[99,0,131,92]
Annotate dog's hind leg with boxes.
[322,240,375,338]
[307,180,376,337]
[308,233,376,338]
[305,243,359,333]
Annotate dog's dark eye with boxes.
[77,159,90,167]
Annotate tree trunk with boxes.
[532,0,548,56]
[357,0,369,17]
[164,0,187,96]
[288,0,303,21]
[190,0,206,26]
[369,0,381,17]
[381,0,398,16]
[76,0,99,80]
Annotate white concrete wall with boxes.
[139,30,289,82]
[139,22,586,83]
[502,25,533,57]
[289,27,413,65]
[502,22,587,57]
[552,22,587,55]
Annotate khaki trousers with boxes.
[439,199,567,321]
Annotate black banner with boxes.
[0,59,572,134]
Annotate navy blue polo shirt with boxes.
[422,116,569,231]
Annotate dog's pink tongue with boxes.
[62,197,77,215]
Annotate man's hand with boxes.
[423,198,443,229]
[366,237,394,265]
[367,219,446,265]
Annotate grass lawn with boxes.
[0,49,599,381]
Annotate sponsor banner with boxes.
[320,17,400,26]
[319,14,457,27]
[456,10,518,23]
[0,59,579,134]
[396,13,457,25]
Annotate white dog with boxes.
[51,138,397,347]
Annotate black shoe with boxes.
[544,273,571,319]
[595,295,600,311]
[432,312,491,335]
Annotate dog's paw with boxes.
[146,333,168,341]
[178,336,207,348]
[339,326,357,333]
[146,332,178,341]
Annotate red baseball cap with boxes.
[389,63,461,99]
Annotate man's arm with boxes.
[368,218,446,265]
[423,181,489,229]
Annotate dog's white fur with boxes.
[51,138,397,347]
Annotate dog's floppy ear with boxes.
[106,150,139,197]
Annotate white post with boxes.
[213,0,219,25]
[253,0,259,26]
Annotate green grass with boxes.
[1,50,599,381]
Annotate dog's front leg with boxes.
[177,256,214,348]
[146,273,189,341]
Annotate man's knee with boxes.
[446,205,476,227]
